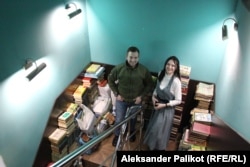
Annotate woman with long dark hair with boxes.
[143,56,182,150]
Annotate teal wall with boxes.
[216,0,250,142]
[86,0,237,83]
[0,0,90,166]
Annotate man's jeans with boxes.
[114,100,140,136]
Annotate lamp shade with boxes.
[26,63,46,81]
[65,3,82,19]
[68,9,82,19]
[222,18,238,41]
[222,25,228,40]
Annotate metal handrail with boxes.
[51,105,143,167]
[109,105,144,167]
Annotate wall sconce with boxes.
[24,59,46,81]
[65,2,82,19]
[222,18,238,40]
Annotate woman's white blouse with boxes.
[154,74,182,106]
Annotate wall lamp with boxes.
[222,18,238,40]
[24,59,46,81]
[65,2,82,19]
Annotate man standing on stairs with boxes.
[108,46,154,147]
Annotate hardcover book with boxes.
[194,112,212,124]
[48,128,67,144]
[195,82,214,101]
[50,136,68,153]
[180,65,191,77]
[189,144,206,151]
[190,108,209,115]
[86,64,101,73]
[184,129,207,147]
[191,122,211,136]
[58,117,74,128]
[84,66,105,79]
[58,111,73,121]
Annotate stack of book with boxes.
[82,77,96,88]
[170,65,191,141]
[65,102,80,117]
[48,108,65,127]
[48,128,68,162]
[190,107,210,115]
[179,112,212,151]
[60,101,79,113]
[77,63,107,107]
[63,79,82,102]
[58,111,75,135]
[86,83,99,105]
[86,64,101,73]
[192,112,212,125]
[190,112,212,143]
[73,85,87,104]
[84,63,105,79]
[180,65,191,95]
[189,121,211,143]
[194,82,214,111]
[178,128,208,151]
[58,111,78,153]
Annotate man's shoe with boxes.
[129,134,136,142]
[112,135,119,147]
